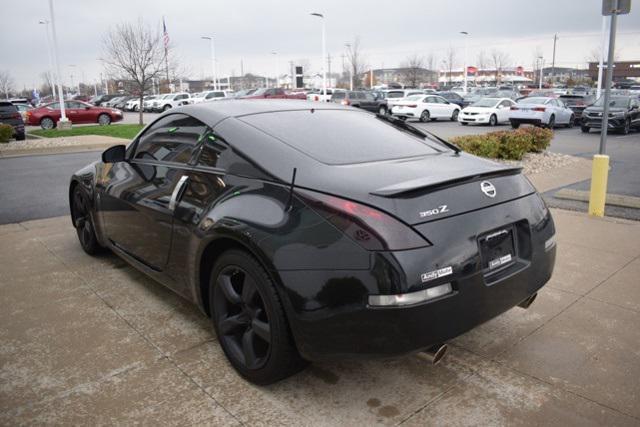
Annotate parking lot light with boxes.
[460,31,469,94]
[201,36,218,91]
[310,12,326,99]
[38,20,58,104]
[47,0,69,127]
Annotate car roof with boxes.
[175,99,352,128]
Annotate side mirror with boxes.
[102,144,126,163]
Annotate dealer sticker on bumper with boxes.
[489,254,512,269]
[421,266,453,283]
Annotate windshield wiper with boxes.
[375,114,461,154]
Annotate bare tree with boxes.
[425,52,437,83]
[490,49,511,84]
[0,70,14,99]
[587,46,621,63]
[477,50,489,70]
[101,19,168,125]
[400,54,425,87]
[443,46,457,85]
[39,72,55,97]
[345,37,368,89]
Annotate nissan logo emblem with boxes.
[480,181,496,198]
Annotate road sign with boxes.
[602,0,631,15]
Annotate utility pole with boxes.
[310,12,326,98]
[327,53,332,87]
[596,17,607,98]
[551,33,558,84]
[48,0,69,127]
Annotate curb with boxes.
[555,188,640,210]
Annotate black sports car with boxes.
[69,100,556,384]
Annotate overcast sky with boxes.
[3,0,639,89]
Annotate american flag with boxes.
[162,17,170,50]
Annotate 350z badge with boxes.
[419,205,449,218]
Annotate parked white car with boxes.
[125,95,156,112]
[307,88,344,102]
[384,89,426,110]
[509,96,575,129]
[192,90,232,104]
[150,92,191,112]
[458,97,516,126]
[391,94,461,122]
[142,95,161,112]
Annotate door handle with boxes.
[169,175,189,211]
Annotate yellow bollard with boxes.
[588,154,610,217]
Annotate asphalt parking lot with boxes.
[2,210,639,425]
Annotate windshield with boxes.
[252,88,267,96]
[592,96,630,108]
[471,98,499,108]
[240,110,439,165]
[519,97,549,105]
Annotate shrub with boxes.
[451,127,553,161]
[0,124,13,143]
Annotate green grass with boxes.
[30,124,145,140]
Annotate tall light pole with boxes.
[345,43,353,90]
[596,16,607,99]
[201,36,218,90]
[538,56,544,89]
[310,12,326,98]
[69,64,77,94]
[460,31,469,94]
[271,51,278,87]
[47,0,68,125]
[39,20,58,103]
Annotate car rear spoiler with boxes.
[370,167,523,197]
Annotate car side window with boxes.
[435,97,447,104]
[133,114,207,165]
[275,88,285,96]
[424,97,435,103]
[364,93,374,101]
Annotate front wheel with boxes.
[567,115,575,128]
[489,114,497,126]
[620,118,630,135]
[98,113,111,126]
[163,104,171,112]
[378,106,387,115]
[450,109,459,121]
[460,122,468,126]
[581,126,590,133]
[210,250,306,385]
[420,110,430,122]
[40,117,55,130]
[71,186,102,255]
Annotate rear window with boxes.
[240,110,439,165]
[0,103,17,113]
[386,91,404,98]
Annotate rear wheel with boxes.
[378,106,387,115]
[210,250,305,385]
[420,110,430,122]
[450,109,459,121]
[567,115,575,128]
[620,118,630,135]
[489,114,497,126]
[510,121,520,129]
[71,186,102,255]
[16,132,26,141]
[547,115,555,129]
[581,126,590,133]
[98,113,111,126]
[40,117,55,130]
[163,104,171,112]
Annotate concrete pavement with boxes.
[1,209,639,425]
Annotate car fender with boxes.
[69,161,105,243]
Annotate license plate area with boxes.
[479,226,516,273]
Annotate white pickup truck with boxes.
[307,88,344,102]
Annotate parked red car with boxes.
[26,101,123,129]
[241,88,306,100]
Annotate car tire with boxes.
[547,115,555,129]
[460,122,468,126]
[621,118,630,135]
[378,106,387,115]
[510,121,520,129]
[40,117,55,130]
[98,113,111,126]
[16,132,26,141]
[420,110,430,122]
[489,114,497,126]
[71,186,103,255]
[134,105,139,112]
[209,250,306,385]
[450,109,459,121]
[581,126,590,133]
[163,105,171,112]
[567,115,575,128]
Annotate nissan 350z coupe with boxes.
[69,100,556,384]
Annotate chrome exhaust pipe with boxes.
[417,343,448,365]
[518,293,537,309]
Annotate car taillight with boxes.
[533,107,546,112]
[407,104,417,108]
[510,106,519,110]
[341,99,350,105]
[296,189,431,251]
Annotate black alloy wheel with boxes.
[72,186,101,255]
[621,118,630,135]
[581,126,590,133]
[210,250,305,384]
[547,115,555,129]
[450,109,459,121]
[568,115,575,128]
[420,110,430,122]
[489,114,497,126]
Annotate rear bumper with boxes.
[510,118,543,125]
[278,193,556,361]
